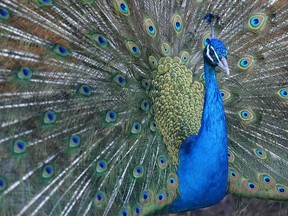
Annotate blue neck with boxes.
[200,63,226,139]
[169,62,228,212]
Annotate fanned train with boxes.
[0,0,287,215]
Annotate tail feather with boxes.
[0,0,288,215]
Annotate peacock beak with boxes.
[218,57,230,75]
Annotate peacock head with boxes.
[203,38,230,75]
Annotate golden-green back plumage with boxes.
[0,0,287,215]
[151,56,204,166]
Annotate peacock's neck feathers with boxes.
[201,61,226,132]
[151,56,204,166]
[170,56,228,212]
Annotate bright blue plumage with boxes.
[170,39,229,212]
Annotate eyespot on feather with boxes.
[144,18,157,37]
[96,160,107,173]
[238,109,256,122]
[172,14,183,33]
[53,44,69,56]
[115,0,130,16]
[131,122,141,134]
[150,121,156,132]
[274,185,288,198]
[161,43,170,56]
[44,111,56,124]
[141,79,151,90]
[158,155,167,169]
[201,31,211,48]
[180,51,190,63]
[105,111,117,123]
[149,55,158,68]
[119,208,131,216]
[69,135,81,148]
[199,73,205,81]
[0,177,7,192]
[167,173,178,189]
[42,164,54,179]
[228,168,239,182]
[278,88,288,99]
[140,100,150,112]
[78,84,92,96]
[259,173,275,188]
[140,191,151,205]
[91,33,109,47]
[113,74,127,87]
[133,204,141,216]
[17,67,33,80]
[242,180,259,194]
[133,165,144,178]
[94,191,106,208]
[0,7,11,20]
[13,139,27,154]
[237,55,255,70]
[248,13,268,30]
[156,190,168,206]
[254,149,267,159]
[228,151,235,162]
[126,41,141,57]
[220,89,231,102]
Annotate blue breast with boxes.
[169,62,228,213]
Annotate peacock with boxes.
[0,0,287,215]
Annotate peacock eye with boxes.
[18,67,33,80]
[131,122,141,134]
[126,41,141,57]
[180,51,190,63]
[92,34,108,47]
[230,170,236,177]
[263,176,270,182]
[94,191,106,207]
[0,8,10,20]
[69,135,81,148]
[277,186,285,193]
[105,111,117,123]
[134,205,141,215]
[117,1,130,16]
[42,164,54,178]
[140,191,151,204]
[248,13,267,30]
[0,177,7,191]
[144,18,156,37]
[172,14,183,33]
[278,88,288,99]
[161,43,170,56]
[14,139,27,154]
[254,149,267,159]
[248,181,255,189]
[237,56,255,70]
[238,109,255,122]
[148,55,158,68]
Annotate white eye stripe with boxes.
[211,46,222,63]
[206,45,221,63]
[206,45,214,62]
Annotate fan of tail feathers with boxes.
[0,0,287,215]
